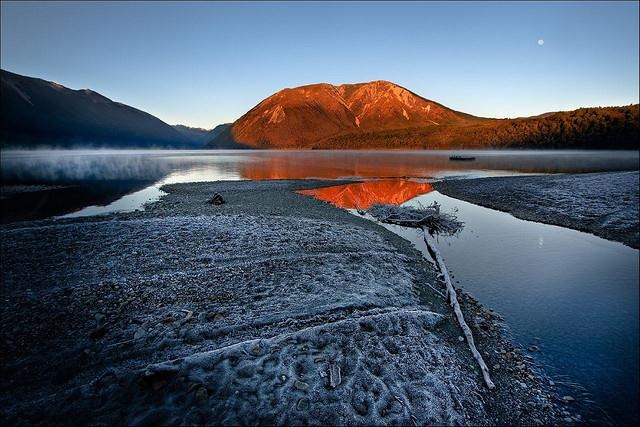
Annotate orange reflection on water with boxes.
[297,179,433,209]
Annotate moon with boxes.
[537,39,545,46]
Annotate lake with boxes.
[1,149,638,219]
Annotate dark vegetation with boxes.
[312,105,640,149]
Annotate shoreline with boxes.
[1,180,579,425]
[434,171,639,249]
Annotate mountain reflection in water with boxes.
[1,149,638,220]
[297,179,434,209]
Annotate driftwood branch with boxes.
[369,202,495,389]
[369,202,463,237]
[423,227,495,389]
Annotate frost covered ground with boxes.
[435,171,639,248]
[1,180,570,425]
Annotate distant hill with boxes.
[172,123,239,148]
[1,69,191,148]
[208,80,639,149]
[172,125,212,145]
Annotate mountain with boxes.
[172,125,212,145]
[1,69,190,148]
[173,123,236,148]
[208,80,639,149]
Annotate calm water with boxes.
[378,192,639,425]
[1,149,638,218]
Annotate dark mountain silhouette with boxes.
[1,69,190,148]
[172,125,211,145]
[172,124,236,147]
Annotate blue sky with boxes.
[1,1,638,128]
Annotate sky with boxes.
[1,1,638,129]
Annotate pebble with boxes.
[457,336,464,342]
[134,328,147,340]
[280,374,288,383]
[294,380,309,391]
[296,398,310,411]
[195,387,209,402]
[94,313,106,326]
[562,395,575,402]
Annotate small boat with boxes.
[449,155,476,161]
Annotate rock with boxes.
[197,312,207,322]
[162,315,176,324]
[296,398,310,411]
[280,374,287,383]
[134,328,147,340]
[563,417,573,423]
[294,380,309,391]
[195,386,209,402]
[250,344,261,356]
[528,345,540,352]
[94,313,106,326]
[89,326,107,339]
[562,395,575,402]
[329,364,341,388]
[549,380,555,386]
[457,336,464,342]
[208,193,225,205]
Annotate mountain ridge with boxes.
[1,69,192,148]
[209,80,639,149]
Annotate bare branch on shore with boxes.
[369,202,496,389]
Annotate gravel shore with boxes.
[1,180,574,425]
[435,171,639,248]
